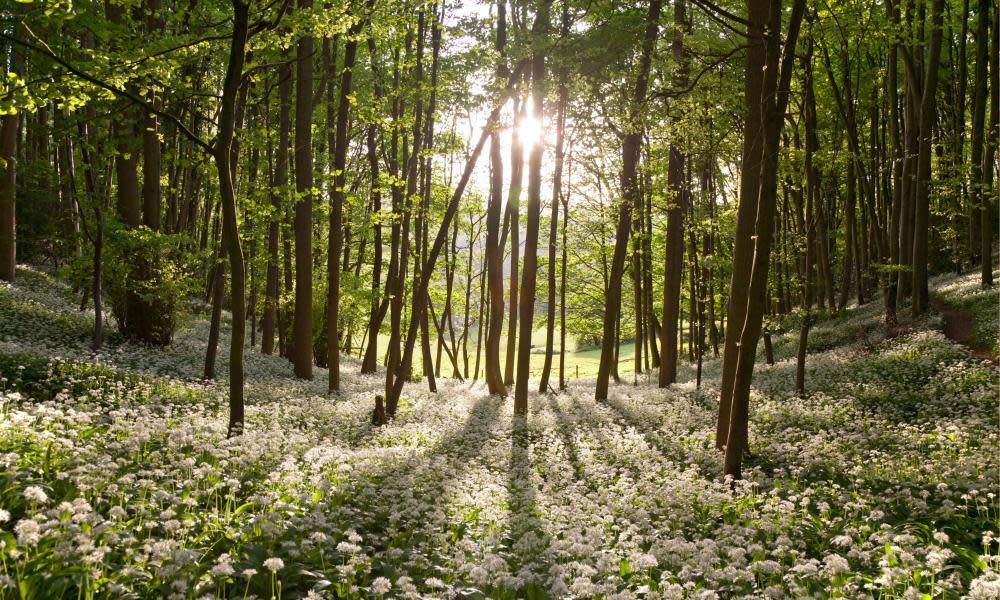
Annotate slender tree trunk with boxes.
[461,219,478,378]
[504,96,525,386]
[56,112,80,258]
[0,111,16,282]
[329,17,364,392]
[293,0,315,379]
[643,166,660,367]
[204,251,226,380]
[474,243,487,380]
[981,0,998,287]
[538,3,567,393]
[886,1,903,326]
[969,0,990,287]
[0,37,21,282]
[381,48,406,422]
[514,2,549,414]
[796,46,819,396]
[484,0,509,396]
[361,37,388,373]
[717,0,804,479]
[559,185,568,390]
[141,0,163,232]
[596,0,662,401]
[75,113,104,350]
[839,159,856,309]
[659,0,688,387]
[910,0,944,315]
[214,0,251,436]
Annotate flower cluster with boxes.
[0,265,996,598]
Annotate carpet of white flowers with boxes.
[0,266,997,599]
[930,270,1000,360]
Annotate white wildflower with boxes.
[23,486,47,504]
[371,576,391,595]
[263,557,284,573]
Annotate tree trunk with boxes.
[141,0,163,232]
[484,0,508,396]
[214,0,251,436]
[329,18,364,392]
[596,0,662,401]
[514,2,549,414]
[204,252,226,380]
[717,0,804,479]
[0,111,16,282]
[293,0,314,379]
[796,46,819,396]
[910,0,944,316]
[263,63,292,355]
[969,0,990,287]
[559,183,569,390]
[659,0,688,387]
[538,2,568,393]
[504,96,525,386]
[981,0,998,287]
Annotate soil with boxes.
[929,296,998,365]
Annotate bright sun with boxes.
[516,115,543,148]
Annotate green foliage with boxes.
[103,224,195,346]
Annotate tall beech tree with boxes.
[293,0,314,380]
[716,0,805,479]
[596,0,662,401]
[513,0,549,414]
[538,1,568,394]
[659,0,689,388]
[484,0,508,397]
[910,0,945,316]
[328,10,368,393]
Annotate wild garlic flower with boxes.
[263,557,284,573]
[23,486,48,504]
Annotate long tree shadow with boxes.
[546,394,585,481]
[600,392,720,479]
[262,393,506,597]
[502,414,554,597]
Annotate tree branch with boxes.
[0,31,214,155]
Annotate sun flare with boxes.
[516,114,543,148]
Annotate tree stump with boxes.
[371,394,386,426]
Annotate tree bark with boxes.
[981,0,998,287]
[910,0,944,315]
[717,0,805,479]
[484,0,509,396]
[538,1,568,393]
[596,0,662,401]
[969,0,990,287]
[293,0,314,379]
[659,0,688,387]
[514,1,549,414]
[214,0,251,436]
[263,63,292,355]
[329,15,365,392]
[0,111,16,282]
[504,96,525,386]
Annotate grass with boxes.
[359,326,697,383]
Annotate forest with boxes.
[0,0,998,596]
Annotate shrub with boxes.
[104,225,194,346]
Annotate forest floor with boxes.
[931,296,994,363]
[0,267,997,599]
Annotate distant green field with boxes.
[352,322,662,382]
